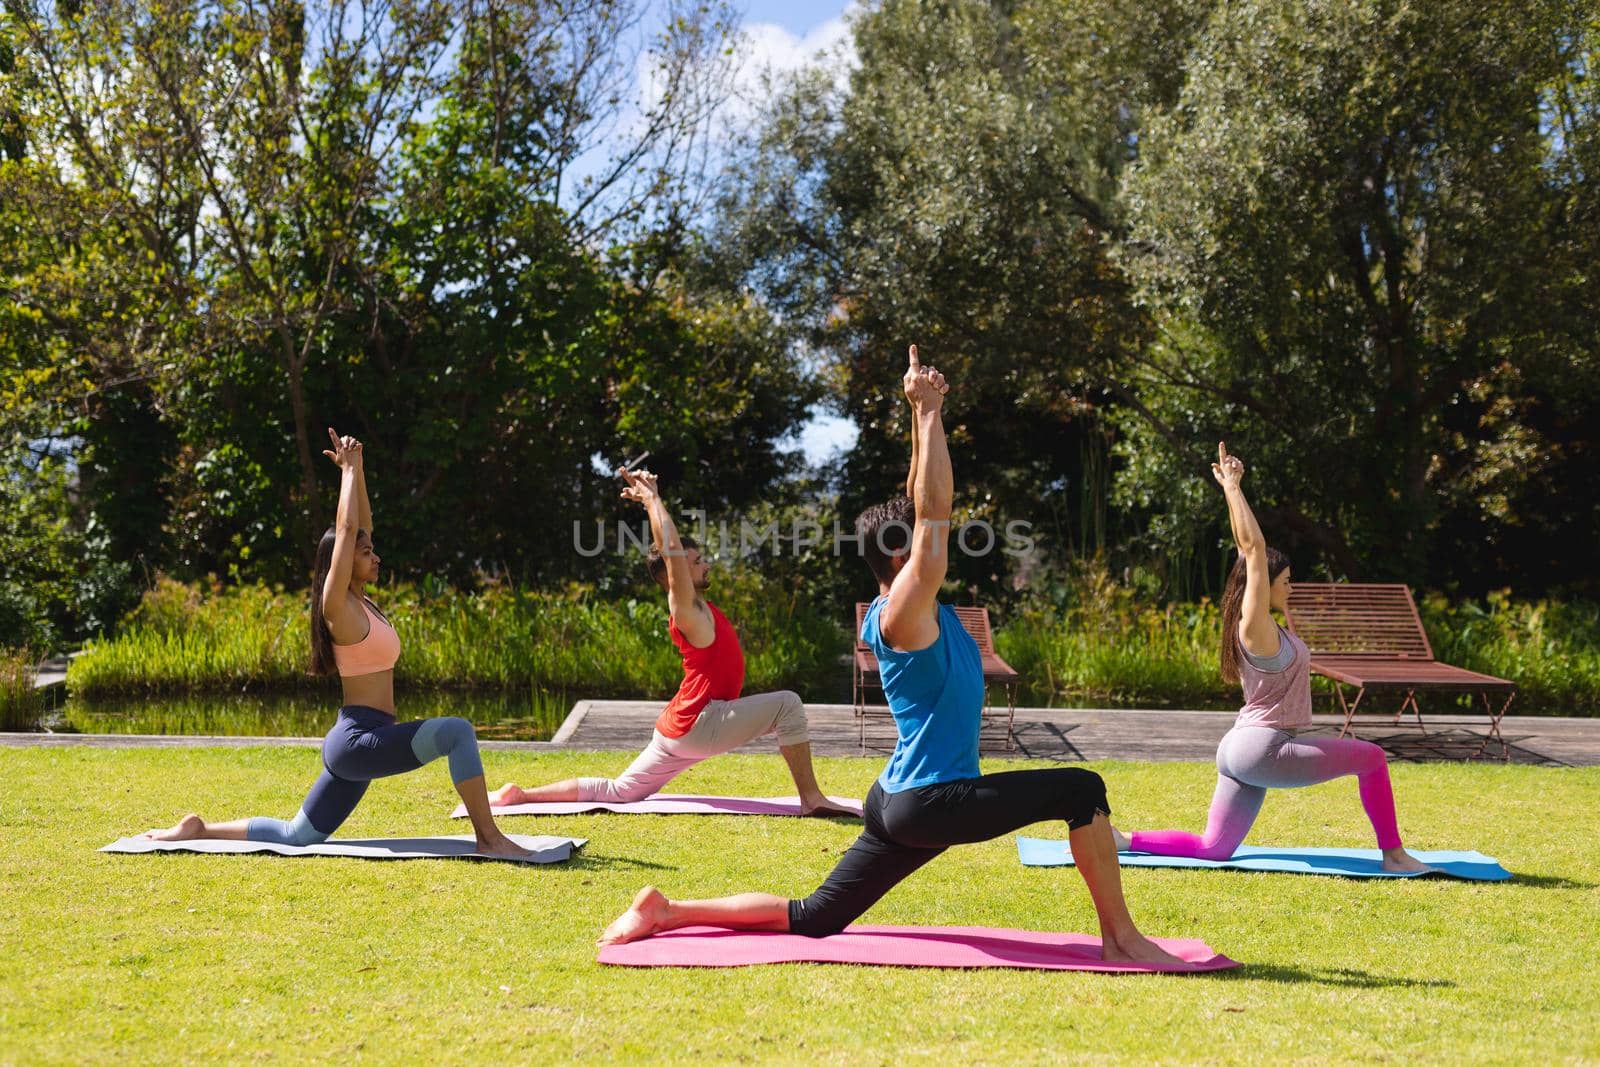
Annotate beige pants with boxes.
[576,689,810,803]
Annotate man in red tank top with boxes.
[491,468,854,815]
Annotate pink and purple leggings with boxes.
[1127,726,1402,860]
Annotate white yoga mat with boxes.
[100,833,585,864]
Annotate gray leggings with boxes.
[577,690,810,803]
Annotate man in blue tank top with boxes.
[599,347,1190,967]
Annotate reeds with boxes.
[66,577,1600,715]
[1000,590,1600,714]
[67,574,852,701]
[1,648,38,730]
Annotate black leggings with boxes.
[787,767,1110,938]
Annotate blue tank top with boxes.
[862,595,985,792]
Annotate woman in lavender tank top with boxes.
[1113,444,1431,874]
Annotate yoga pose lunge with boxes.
[1112,443,1430,874]
[600,348,1188,967]
[145,429,534,858]
[489,466,852,816]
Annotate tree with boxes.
[1118,0,1600,592]
[2,0,818,616]
[708,0,1215,593]
[0,0,751,580]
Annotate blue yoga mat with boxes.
[1015,838,1511,881]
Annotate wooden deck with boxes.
[6,701,1599,765]
[551,700,1600,766]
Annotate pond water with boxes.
[39,687,574,741]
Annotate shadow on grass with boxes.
[1221,964,1455,989]
[1502,872,1595,890]
[571,852,677,873]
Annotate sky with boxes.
[727,0,859,467]
[574,0,860,468]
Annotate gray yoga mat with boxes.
[100,833,585,864]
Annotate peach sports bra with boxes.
[332,599,401,677]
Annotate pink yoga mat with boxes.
[597,925,1239,973]
[453,794,864,818]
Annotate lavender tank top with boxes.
[1234,624,1313,730]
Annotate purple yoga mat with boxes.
[597,925,1239,973]
[452,794,864,818]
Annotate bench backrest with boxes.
[1283,583,1434,660]
[854,601,998,654]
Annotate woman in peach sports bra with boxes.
[143,429,533,858]
[1111,443,1432,874]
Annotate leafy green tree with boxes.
[709,0,1216,595]
[1118,0,1600,591]
[2,0,813,618]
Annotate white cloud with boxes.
[719,6,859,130]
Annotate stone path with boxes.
[7,700,1599,766]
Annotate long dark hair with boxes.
[309,526,366,677]
[1219,546,1291,685]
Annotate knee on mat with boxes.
[787,898,848,940]
[1058,768,1110,830]
[609,779,658,804]
[249,811,330,847]
[1194,840,1239,862]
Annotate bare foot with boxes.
[474,834,537,861]
[1100,929,1193,969]
[1109,825,1131,852]
[800,795,860,818]
[489,783,526,807]
[1382,848,1435,875]
[143,814,207,841]
[598,886,672,946]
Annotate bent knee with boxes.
[1194,840,1240,861]
[610,779,659,803]
[1057,768,1109,829]
[436,716,476,749]
[248,810,330,847]
[1350,739,1388,771]
[786,897,848,939]
[775,691,809,744]
[580,776,656,804]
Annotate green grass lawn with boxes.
[3,749,1597,1065]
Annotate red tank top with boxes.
[654,602,745,738]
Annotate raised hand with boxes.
[1211,441,1244,490]
[321,427,363,469]
[618,466,660,507]
[901,344,949,412]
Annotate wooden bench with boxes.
[1283,583,1517,759]
[853,602,1019,752]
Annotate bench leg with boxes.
[1334,683,1366,739]
[853,664,865,754]
[1474,691,1515,761]
[1006,683,1017,752]
[1394,689,1426,736]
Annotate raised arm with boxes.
[354,440,373,534]
[319,430,365,639]
[1212,442,1276,656]
[620,468,716,648]
[905,393,920,499]
[881,345,952,652]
